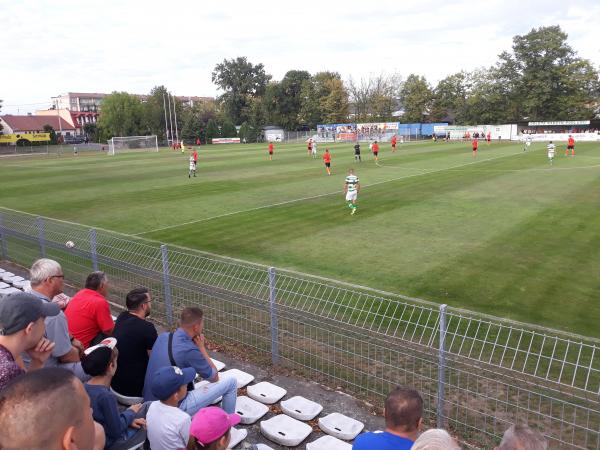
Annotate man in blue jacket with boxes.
[143,307,237,416]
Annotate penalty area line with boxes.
[134,149,527,236]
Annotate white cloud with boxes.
[1,0,599,114]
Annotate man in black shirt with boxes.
[111,287,158,397]
[354,142,361,162]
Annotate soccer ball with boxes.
[65,240,75,249]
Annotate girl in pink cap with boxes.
[187,406,241,450]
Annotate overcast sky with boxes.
[2,0,599,114]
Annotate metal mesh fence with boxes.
[0,207,598,449]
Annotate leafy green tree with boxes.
[43,124,57,144]
[499,25,599,120]
[83,123,98,142]
[298,78,322,128]
[399,74,433,123]
[180,106,200,143]
[316,72,349,123]
[275,70,311,129]
[221,118,237,137]
[97,92,144,138]
[0,99,3,133]
[212,57,271,124]
[205,119,220,143]
[142,85,170,140]
[430,72,470,123]
[347,74,401,122]
[238,122,251,142]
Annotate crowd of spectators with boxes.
[0,257,550,449]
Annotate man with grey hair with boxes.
[28,258,89,380]
[65,271,114,349]
[412,429,460,450]
[496,424,548,450]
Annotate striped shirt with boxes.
[345,175,359,192]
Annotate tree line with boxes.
[93,26,599,143]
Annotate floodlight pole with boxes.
[172,94,179,144]
[53,97,63,141]
[167,93,174,146]
[162,92,170,144]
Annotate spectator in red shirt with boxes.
[66,272,114,349]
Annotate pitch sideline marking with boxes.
[135,149,532,236]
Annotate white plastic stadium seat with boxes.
[11,280,30,290]
[6,275,24,284]
[318,413,364,440]
[254,444,275,450]
[306,435,353,450]
[0,268,6,273]
[228,427,248,448]
[0,272,15,282]
[260,414,312,446]
[235,396,269,424]
[247,381,287,404]
[110,388,144,406]
[193,380,222,405]
[220,368,255,389]
[211,357,226,371]
[0,282,9,289]
[280,396,323,421]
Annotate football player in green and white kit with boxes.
[344,168,360,215]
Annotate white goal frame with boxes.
[108,135,158,155]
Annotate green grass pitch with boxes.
[1,140,599,337]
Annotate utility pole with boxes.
[162,91,170,144]
[172,94,179,144]
[167,93,174,146]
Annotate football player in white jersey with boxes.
[547,141,555,166]
[188,155,196,177]
[344,168,360,215]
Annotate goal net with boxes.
[108,135,158,155]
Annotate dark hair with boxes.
[186,429,230,450]
[85,271,107,291]
[384,387,423,431]
[181,307,203,327]
[81,346,118,377]
[126,287,150,310]
[0,368,81,449]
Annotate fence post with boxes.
[437,304,448,428]
[0,213,7,260]
[89,229,98,271]
[268,267,279,364]
[36,217,46,258]
[161,245,174,329]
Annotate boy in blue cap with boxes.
[146,365,196,450]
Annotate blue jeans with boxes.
[179,375,237,415]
